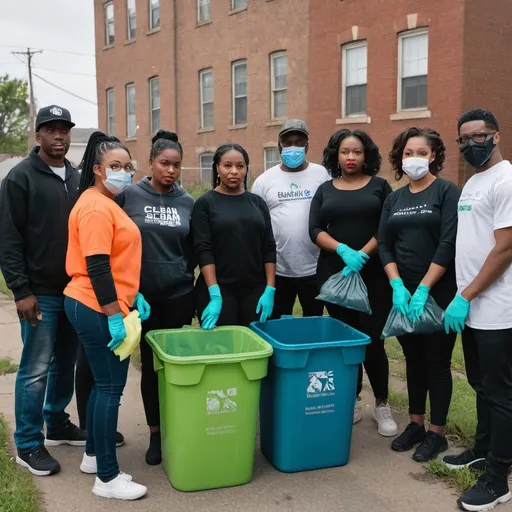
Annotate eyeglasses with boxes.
[103,163,137,176]
[456,131,497,147]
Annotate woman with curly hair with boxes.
[308,129,397,437]
[379,127,460,461]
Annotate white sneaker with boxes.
[373,403,399,437]
[92,474,147,500]
[80,454,132,481]
[353,403,363,424]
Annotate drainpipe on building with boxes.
[173,0,179,134]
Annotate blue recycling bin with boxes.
[250,316,370,473]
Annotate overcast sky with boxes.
[0,0,98,128]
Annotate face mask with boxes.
[460,136,496,169]
[402,157,430,181]
[104,168,132,194]
[281,146,306,169]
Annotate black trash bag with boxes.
[316,271,372,315]
[381,296,444,339]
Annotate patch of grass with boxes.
[0,271,13,298]
[0,415,43,512]
[185,183,210,200]
[426,459,481,493]
[0,359,18,376]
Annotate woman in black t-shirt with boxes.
[379,128,459,462]
[309,129,396,438]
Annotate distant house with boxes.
[0,155,25,183]
[68,128,96,168]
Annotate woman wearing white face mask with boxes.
[378,128,460,462]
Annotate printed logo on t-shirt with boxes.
[392,204,432,216]
[277,182,312,202]
[144,206,181,227]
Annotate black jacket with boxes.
[0,147,80,300]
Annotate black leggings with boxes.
[271,274,324,319]
[75,291,195,430]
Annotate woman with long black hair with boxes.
[191,144,277,328]
[309,129,396,437]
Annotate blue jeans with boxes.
[15,294,78,450]
[65,297,129,481]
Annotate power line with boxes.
[34,66,96,78]
[33,73,97,105]
[0,44,94,58]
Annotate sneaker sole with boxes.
[16,456,60,476]
[457,491,512,511]
[45,439,86,447]
[444,458,486,471]
[92,486,146,500]
[412,443,448,463]
[372,416,399,437]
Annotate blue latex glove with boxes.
[390,278,411,316]
[256,286,276,323]
[107,313,126,351]
[444,295,471,334]
[336,243,369,272]
[133,292,151,321]
[408,284,430,321]
[341,266,354,277]
[201,285,222,330]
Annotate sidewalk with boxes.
[0,296,461,512]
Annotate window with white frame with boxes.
[232,0,248,9]
[127,0,136,40]
[399,30,428,111]
[104,2,115,46]
[200,153,214,184]
[264,147,280,171]
[271,52,287,119]
[149,77,160,133]
[126,83,136,138]
[149,0,160,30]
[342,42,367,117]
[232,61,247,125]
[106,89,115,135]
[200,69,214,129]
[198,0,210,23]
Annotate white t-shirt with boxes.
[456,160,512,329]
[50,166,66,181]
[251,163,330,277]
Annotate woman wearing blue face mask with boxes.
[378,128,459,463]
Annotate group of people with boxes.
[0,104,510,512]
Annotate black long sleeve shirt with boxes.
[378,178,460,294]
[191,190,276,293]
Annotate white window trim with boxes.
[149,77,160,133]
[200,152,214,184]
[127,0,136,40]
[197,0,211,23]
[106,88,115,135]
[231,0,248,10]
[199,68,214,129]
[149,0,160,30]
[232,60,247,126]
[270,51,287,120]
[397,28,428,113]
[341,40,367,118]
[264,146,280,171]
[104,1,114,46]
[126,83,136,138]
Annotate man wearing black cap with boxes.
[0,105,85,476]
[252,119,330,318]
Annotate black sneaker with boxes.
[145,432,162,466]
[16,445,61,476]
[457,474,511,511]
[412,430,448,462]
[444,449,487,472]
[391,422,426,452]
[45,421,86,447]
[115,431,125,448]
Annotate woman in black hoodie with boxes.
[74,130,195,466]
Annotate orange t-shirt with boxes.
[64,188,142,317]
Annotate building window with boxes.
[104,2,115,46]
[198,0,210,23]
[200,69,214,129]
[149,77,160,134]
[232,0,248,9]
[232,61,247,126]
[342,42,367,117]
[270,51,287,119]
[106,88,115,135]
[399,30,428,110]
[200,153,214,184]
[264,147,280,171]
[126,83,136,138]
[149,0,160,30]
[127,0,136,40]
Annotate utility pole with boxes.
[12,48,42,152]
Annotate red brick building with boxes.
[94,0,512,186]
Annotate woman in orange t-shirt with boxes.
[64,132,149,501]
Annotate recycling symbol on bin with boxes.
[307,371,335,394]
[206,388,237,414]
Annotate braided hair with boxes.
[78,131,131,194]
[211,143,250,189]
[150,129,183,160]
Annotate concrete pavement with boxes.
[0,296,463,512]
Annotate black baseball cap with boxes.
[279,119,309,139]
[36,105,75,131]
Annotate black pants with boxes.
[271,274,324,320]
[463,327,512,479]
[75,291,195,430]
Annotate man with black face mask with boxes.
[443,109,512,512]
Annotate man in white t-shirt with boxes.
[251,119,330,319]
[443,109,512,512]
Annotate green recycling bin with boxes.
[146,326,273,492]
